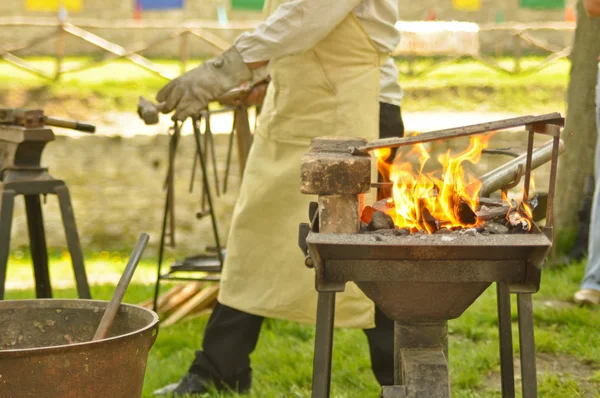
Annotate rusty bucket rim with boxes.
[0,298,159,356]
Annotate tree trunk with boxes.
[555,0,600,246]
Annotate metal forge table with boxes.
[298,113,564,398]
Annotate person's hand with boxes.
[157,47,252,121]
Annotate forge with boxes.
[298,113,564,398]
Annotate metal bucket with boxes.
[0,299,159,398]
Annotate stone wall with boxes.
[0,0,575,58]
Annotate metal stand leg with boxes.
[496,282,516,398]
[24,195,52,298]
[55,185,91,299]
[153,122,180,311]
[517,294,537,398]
[312,291,336,398]
[0,190,16,300]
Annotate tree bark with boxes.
[555,0,600,243]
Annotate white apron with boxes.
[219,2,385,328]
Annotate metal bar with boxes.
[517,294,538,398]
[545,134,561,229]
[166,124,180,247]
[24,195,52,298]
[55,185,91,299]
[93,233,149,341]
[311,291,336,398]
[192,117,224,267]
[223,111,237,193]
[205,114,221,197]
[523,130,535,202]
[0,190,16,300]
[353,113,564,153]
[496,282,516,398]
[477,139,564,197]
[153,123,180,311]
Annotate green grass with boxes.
[3,255,599,397]
[0,56,569,116]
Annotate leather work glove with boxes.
[157,47,265,121]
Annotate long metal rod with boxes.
[496,282,516,398]
[312,291,336,398]
[153,122,179,311]
[353,113,564,153]
[517,294,537,398]
[192,117,224,267]
[93,233,149,341]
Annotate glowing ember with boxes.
[374,135,534,234]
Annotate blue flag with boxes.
[138,0,184,10]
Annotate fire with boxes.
[375,136,491,233]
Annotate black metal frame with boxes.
[152,115,226,310]
[0,169,91,300]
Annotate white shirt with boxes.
[233,0,403,106]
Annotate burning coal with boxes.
[371,135,534,234]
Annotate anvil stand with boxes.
[0,124,91,299]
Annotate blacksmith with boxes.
[154,0,404,395]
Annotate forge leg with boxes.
[394,321,450,398]
[0,190,16,300]
[517,293,537,398]
[24,195,52,298]
[496,282,516,398]
[312,291,336,398]
[56,186,91,299]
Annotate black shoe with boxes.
[153,371,252,397]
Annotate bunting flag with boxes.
[519,0,565,9]
[137,0,183,10]
[452,0,481,11]
[231,0,265,11]
[25,0,81,12]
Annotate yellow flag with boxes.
[25,0,82,12]
[452,0,480,11]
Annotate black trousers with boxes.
[189,103,405,387]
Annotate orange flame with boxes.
[375,136,492,233]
